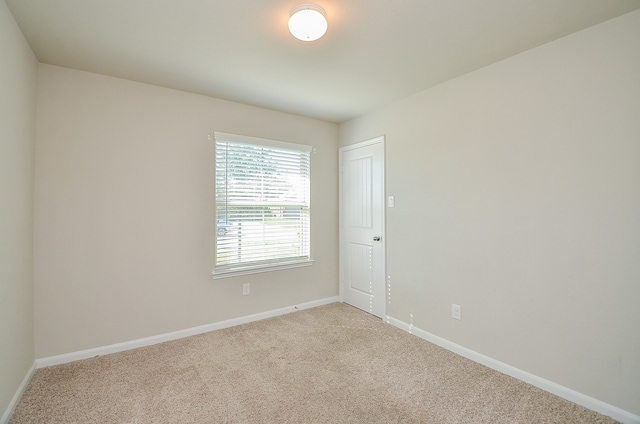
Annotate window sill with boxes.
[211,259,314,280]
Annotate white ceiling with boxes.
[6,0,640,123]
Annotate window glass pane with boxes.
[214,134,311,274]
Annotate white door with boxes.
[339,137,385,318]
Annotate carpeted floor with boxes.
[11,303,617,423]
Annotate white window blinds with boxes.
[214,132,312,277]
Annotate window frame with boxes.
[211,132,313,279]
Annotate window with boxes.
[213,132,312,278]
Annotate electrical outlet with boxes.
[452,304,461,320]
[243,283,250,296]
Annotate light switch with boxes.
[388,196,395,208]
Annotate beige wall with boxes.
[34,65,339,358]
[0,0,37,418]
[339,10,640,415]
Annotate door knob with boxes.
[373,236,381,241]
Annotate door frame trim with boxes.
[338,136,386,317]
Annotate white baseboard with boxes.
[386,316,640,424]
[36,296,339,368]
[0,362,36,424]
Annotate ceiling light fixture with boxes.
[288,3,328,42]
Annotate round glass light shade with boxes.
[288,4,328,41]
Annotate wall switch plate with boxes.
[243,283,250,296]
[388,196,395,208]
[452,304,461,320]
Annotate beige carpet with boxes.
[11,303,616,423]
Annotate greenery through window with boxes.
[214,132,311,277]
